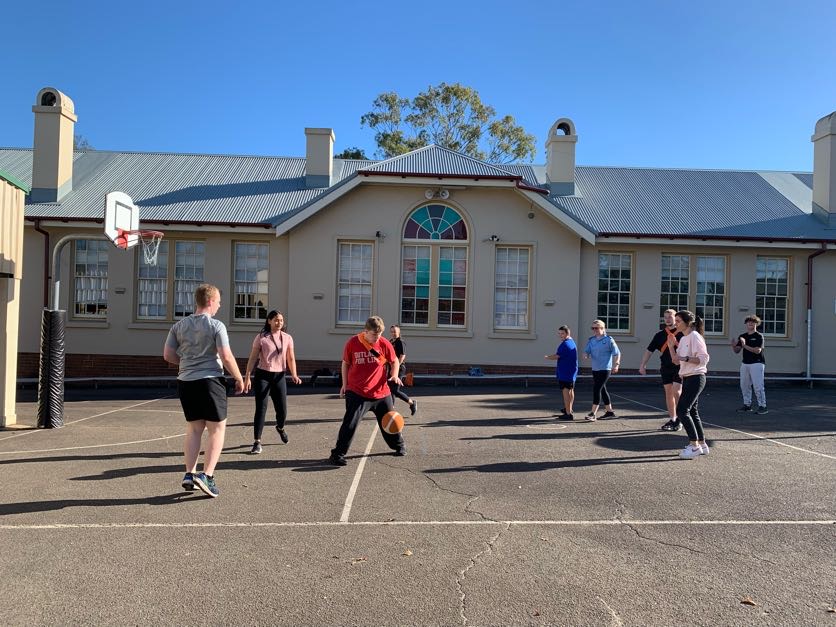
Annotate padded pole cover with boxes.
[37,309,65,428]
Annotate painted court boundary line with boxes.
[339,423,379,522]
[0,519,833,530]
[0,433,186,456]
[0,397,170,442]
[610,393,836,460]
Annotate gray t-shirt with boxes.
[165,314,230,381]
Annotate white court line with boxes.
[0,433,186,456]
[610,392,836,460]
[339,423,379,523]
[0,397,169,442]
[0,519,833,530]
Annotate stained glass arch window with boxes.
[403,204,468,241]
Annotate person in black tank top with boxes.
[638,309,684,431]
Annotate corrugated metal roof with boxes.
[359,144,519,178]
[0,149,358,226]
[794,172,813,188]
[550,167,833,240]
[493,163,543,188]
[1,145,831,241]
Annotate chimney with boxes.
[812,111,836,226]
[305,127,334,188]
[545,118,577,196]
[31,87,77,203]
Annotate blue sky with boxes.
[2,0,834,170]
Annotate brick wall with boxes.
[17,353,555,378]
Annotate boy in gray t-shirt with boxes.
[163,284,244,498]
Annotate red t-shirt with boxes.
[342,335,396,399]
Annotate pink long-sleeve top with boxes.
[676,331,709,377]
[252,330,294,372]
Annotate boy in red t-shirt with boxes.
[328,316,406,466]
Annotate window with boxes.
[756,257,789,336]
[136,240,205,319]
[73,240,109,317]
[400,204,469,328]
[494,246,531,329]
[597,252,631,332]
[400,245,430,325]
[137,241,169,319]
[659,254,727,335]
[234,242,268,321]
[337,241,373,324]
[696,256,726,334]
[660,255,690,320]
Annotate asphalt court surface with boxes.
[1,380,834,625]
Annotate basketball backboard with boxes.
[104,192,139,248]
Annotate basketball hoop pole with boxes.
[37,234,109,428]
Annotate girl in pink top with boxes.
[244,311,302,454]
[666,310,711,460]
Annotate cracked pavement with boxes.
[1,381,834,625]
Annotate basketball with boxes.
[381,410,404,434]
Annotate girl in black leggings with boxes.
[244,311,302,454]
[667,310,711,460]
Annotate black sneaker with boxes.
[328,453,347,466]
[755,406,769,415]
[394,448,407,457]
[277,427,289,444]
[601,411,616,419]
[193,472,219,498]
[182,472,195,491]
[661,420,682,432]
[557,413,575,421]
[250,442,263,455]
[410,400,418,416]
[736,405,752,413]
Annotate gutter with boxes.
[25,217,274,229]
[598,231,836,245]
[32,220,50,308]
[806,243,829,382]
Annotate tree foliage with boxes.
[334,147,368,160]
[73,134,94,151]
[360,83,535,164]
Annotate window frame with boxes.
[596,251,634,334]
[399,204,471,331]
[134,238,207,321]
[755,255,791,338]
[335,239,375,326]
[493,245,532,331]
[232,241,269,323]
[71,239,110,319]
[659,253,729,336]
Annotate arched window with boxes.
[400,204,469,328]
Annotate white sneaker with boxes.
[700,443,710,456]
[679,444,702,460]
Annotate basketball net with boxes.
[116,229,164,265]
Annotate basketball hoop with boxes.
[116,228,164,265]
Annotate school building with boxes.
[1,87,835,390]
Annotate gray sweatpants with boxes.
[740,363,766,407]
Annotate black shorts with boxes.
[177,377,228,422]
[660,365,682,385]
[558,379,575,390]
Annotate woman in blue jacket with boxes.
[583,319,621,421]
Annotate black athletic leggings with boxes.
[591,370,611,406]
[388,363,412,405]
[252,369,287,440]
[676,374,706,442]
